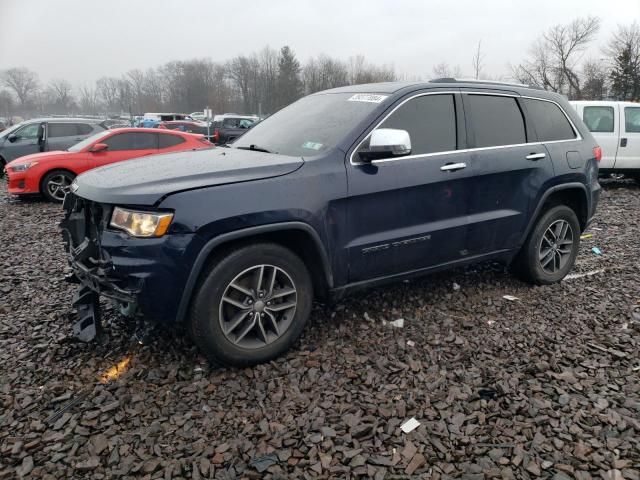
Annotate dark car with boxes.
[0,118,106,172]
[211,114,259,144]
[61,80,601,367]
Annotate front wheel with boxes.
[41,170,75,202]
[189,243,313,367]
[513,205,581,285]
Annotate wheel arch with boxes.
[176,222,333,324]
[39,168,77,195]
[520,183,589,245]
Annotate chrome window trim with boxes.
[349,91,582,166]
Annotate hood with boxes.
[7,150,69,166]
[73,147,304,205]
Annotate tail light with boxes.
[593,146,602,162]
[213,128,219,143]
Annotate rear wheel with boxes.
[41,170,75,202]
[189,243,313,367]
[513,205,581,284]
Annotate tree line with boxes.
[0,19,638,120]
[0,47,395,119]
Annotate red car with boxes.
[5,128,212,202]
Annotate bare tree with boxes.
[47,79,75,113]
[0,89,14,119]
[472,40,485,80]
[582,59,609,100]
[1,67,39,106]
[513,16,601,98]
[432,62,462,79]
[78,85,101,114]
[96,77,120,112]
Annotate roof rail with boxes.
[429,78,543,90]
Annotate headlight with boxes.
[10,162,37,172]
[109,207,174,238]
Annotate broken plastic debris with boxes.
[453,282,460,291]
[592,247,602,255]
[580,233,593,239]
[406,340,415,347]
[400,417,420,433]
[487,320,495,326]
[502,295,519,301]
[389,318,404,328]
[564,268,604,281]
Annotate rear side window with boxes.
[76,123,94,135]
[524,99,577,141]
[625,107,640,133]
[582,106,614,133]
[158,134,186,148]
[377,94,457,155]
[48,123,79,137]
[104,132,158,151]
[466,95,526,148]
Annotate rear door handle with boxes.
[526,153,546,161]
[620,138,628,147]
[440,162,467,172]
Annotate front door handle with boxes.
[440,162,467,172]
[620,138,628,147]
[526,153,546,161]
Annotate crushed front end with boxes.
[60,193,142,341]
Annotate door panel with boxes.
[346,154,473,281]
[616,106,640,169]
[345,92,470,282]
[4,123,41,161]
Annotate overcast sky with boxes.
[1,0,638,86]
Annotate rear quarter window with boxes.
[524,98,577,141]
[76,123,95,135]
[625,107,640,133]
[159,134,186,148]
[466,95,526,148]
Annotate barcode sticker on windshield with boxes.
[348,94,388,103]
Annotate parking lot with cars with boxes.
[1,177,638,478]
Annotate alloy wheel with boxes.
[46,174,72,201]
[218,264,297,349]
[538,219,574,274]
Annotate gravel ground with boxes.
[0,180,639,479]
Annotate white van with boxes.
[570,101,640,179]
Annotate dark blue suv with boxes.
[61,80,601,366]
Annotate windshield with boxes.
[67,130,111,152]
[231,93,383,157]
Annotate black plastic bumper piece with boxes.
[72,286,101,342]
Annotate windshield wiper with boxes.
[236,145,273,154]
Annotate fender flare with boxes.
[176,221,333,323]
[519,182,589,245]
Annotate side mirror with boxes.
[359,128,411,162]
[89,143,108,153]
[8,134,17,143]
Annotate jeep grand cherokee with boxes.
[60,79,601,366]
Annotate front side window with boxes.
[466,95,526,148]
[583,106,614,133]
[16,123,40,139]
[358,94,457,160]
[625,107,640,133]
[48,123,79,137]
[104,132,158,151]
[524,98,576,141]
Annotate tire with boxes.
[189,243,313,367]
[513,205,581,285]
[41,170,75,202]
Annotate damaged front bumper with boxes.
[60,192,196,342]
[60,193,141,341]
